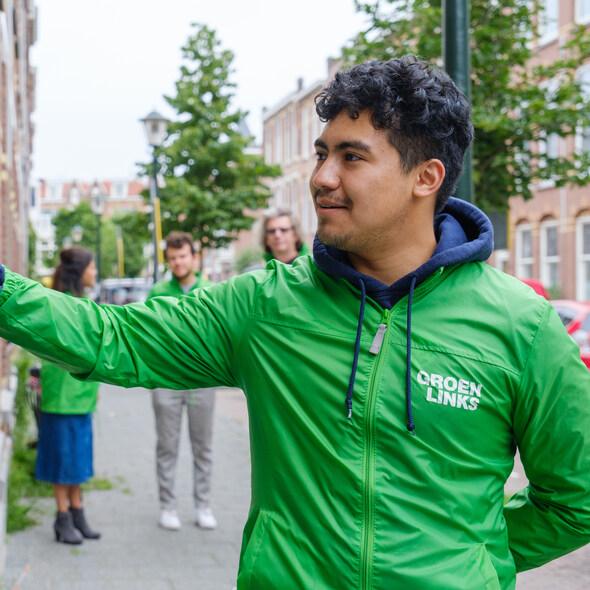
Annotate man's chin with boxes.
[316,229,351,251]
[173,271,193,282]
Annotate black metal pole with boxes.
[443,0,473,203]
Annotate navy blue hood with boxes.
[313,198,494,430]
[313,197,494,308]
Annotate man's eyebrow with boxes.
[313,139,371,152]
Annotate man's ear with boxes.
[413,159,445,199]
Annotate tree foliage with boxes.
[149,23,280,263]
[347,0,590,211]
[48,202,147,278]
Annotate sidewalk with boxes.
[2,384,251,590]
[2,382,590,589]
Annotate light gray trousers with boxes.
[151,387,216,510]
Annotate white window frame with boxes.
[576,0,590,24]
[301,105,311,160]
[274,119,282,164]
[494,249,509,274]
[538,0,559,45]
[47,183,64,203]
[575,65,590,159]
[576,215,590,301]
[536,78,560,189]
[540,219,560,290]
[515,223,534,279]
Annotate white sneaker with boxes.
[195,506,217,529]
[159,509,181,530]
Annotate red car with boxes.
[518,278,550,299]
[550,300,590,369]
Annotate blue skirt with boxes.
[35,412,94,484]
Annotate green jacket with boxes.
[147,272,213,300]
[1,257,589,589]
[262,241,309,263]
[39,291,98,414]
[40,361,98,414]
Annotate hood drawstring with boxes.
[406,276,417,435]
[346,279,366,420]
[345,275,417,434]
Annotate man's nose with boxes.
[311,159,339,190]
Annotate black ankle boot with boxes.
[70,507,101,539]
[54,511,83,544]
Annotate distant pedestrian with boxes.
[260,207,308,263]
[147,231,218,531]
[34,247,101,545]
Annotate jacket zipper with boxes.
[361,308,391,589]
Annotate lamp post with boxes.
[90,187,106,282]
[71,224,83,243]
[140,110,169,283]
[62,224,84,249]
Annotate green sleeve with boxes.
[0,268,253,391]
[505,303,590,571]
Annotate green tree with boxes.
[110,210,150,277]
[48,202,149,278]
[148,23,280,265]
[347,0,590,211]
[46,201,100,269]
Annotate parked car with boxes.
[518,278,550,300]
[99,277,153,305]
[550,299,590,369]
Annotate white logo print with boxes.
[417,370,481,411]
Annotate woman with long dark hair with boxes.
[35,247,101,544]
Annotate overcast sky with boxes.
[30,0,368,181]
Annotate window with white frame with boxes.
[515,223,534,278]
[274,120,282,164]
[263,123,273,163]
[284,112,292,164]
[291,108,298,162]
[537,78,560,187]
[576,215,590,301]
[494,249,509,274]
[301,105,310,159]
[70,187,80,206]
[113,182,126,198]
[539,0,559,42]
[576,0,590,23]
[540,219,559,290]
[576,66,590,158]
[47,183,63,202]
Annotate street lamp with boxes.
[90,187,106,282]
[62,224,83,249]
[140,110,169,283]
[71,225,83,243]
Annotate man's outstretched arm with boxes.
[0,266,244,390]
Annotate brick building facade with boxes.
[487,0,590,301]
[0,0,36,423]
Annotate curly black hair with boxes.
[314,55,473,211]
